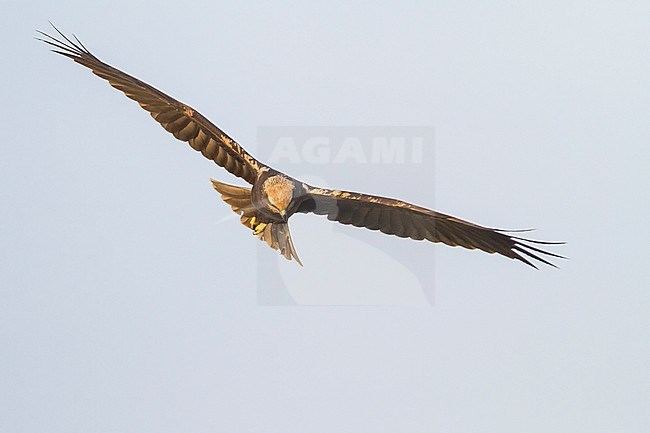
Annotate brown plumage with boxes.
[38,25,564,269]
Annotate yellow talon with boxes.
[253,222,268,235]
[249,216,257,228]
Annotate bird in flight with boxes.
[38,25,564,268]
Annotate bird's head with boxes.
[262,175,295,220]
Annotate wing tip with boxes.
[511,238,567,269]
[36,22,91,60]
[490,227,566,268]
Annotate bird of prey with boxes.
[38,25,564,268]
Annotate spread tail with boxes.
[254,221,303,266]
[210,178,303,265]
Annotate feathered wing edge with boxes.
[36,23,263,184]
[489,230,565,269]
[210,179,302,266]
[302,187,565,269]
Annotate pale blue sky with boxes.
[2,1,649,432]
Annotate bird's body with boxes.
[38,25,564,268]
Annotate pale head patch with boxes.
[263,175,294,211]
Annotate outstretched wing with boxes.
[37,25,264,185]
[300,187,564,268]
